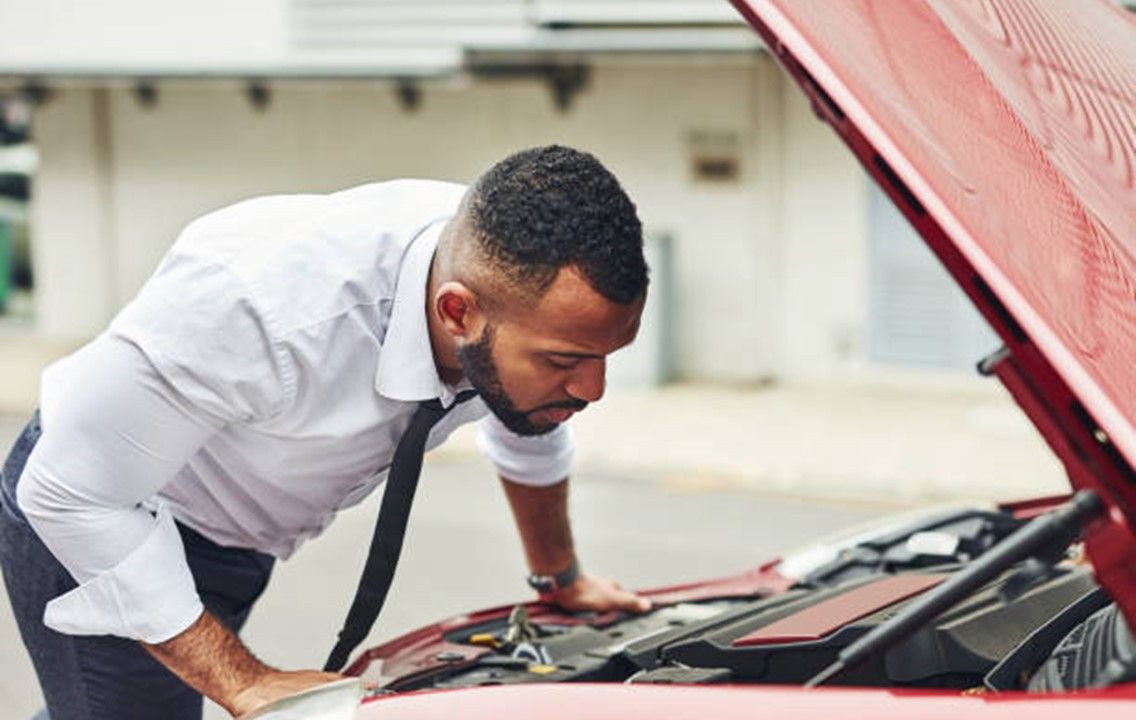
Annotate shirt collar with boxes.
[374,216,471,407]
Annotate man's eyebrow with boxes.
[546,350,604,360]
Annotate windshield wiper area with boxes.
[806,490,1105,688]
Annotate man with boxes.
[0,145,652,718]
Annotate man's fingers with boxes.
[617,590,652,613]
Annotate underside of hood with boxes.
[727,0,1136,620]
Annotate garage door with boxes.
[867,184,997,370]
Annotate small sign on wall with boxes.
[686,129,742,184]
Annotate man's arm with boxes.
[498,476,650,613]
[18,336,343,717]
[144,611,342,717]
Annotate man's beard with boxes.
[457,325,587,437]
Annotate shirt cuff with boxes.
[476,417,575,486]
[43,505,204,644]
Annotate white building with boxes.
[0,0,998,388]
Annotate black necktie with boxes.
[324,390,478,672]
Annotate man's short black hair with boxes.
[467,145,648,305]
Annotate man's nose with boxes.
[565,358,606,403]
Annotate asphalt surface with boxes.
[0,414,890,718]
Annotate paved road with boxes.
[0,415,890,718]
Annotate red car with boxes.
[342,1,1136,716]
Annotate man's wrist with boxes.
[527,559,580,595]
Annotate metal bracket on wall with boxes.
[19,81,52,109]
[396,81,421,113]
[133,81,159,110]
[468,62,591,113]
[546,64,588,112]
[245,80,271,112]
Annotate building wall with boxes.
[29,57,872,384]
[31,89,119,338]
[777,81,871,383]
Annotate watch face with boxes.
[527,574,555,594]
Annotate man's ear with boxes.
[434,281,485,340]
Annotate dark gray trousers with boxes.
[0,414,275,719]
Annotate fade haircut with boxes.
[465,145,648,306]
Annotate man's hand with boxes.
[546,572,652,614]
[229,670,347,718]
[143,610,345,718]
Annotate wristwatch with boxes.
[527,560,580,595]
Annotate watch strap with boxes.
[528,559,580,594]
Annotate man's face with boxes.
[458,266,644,436]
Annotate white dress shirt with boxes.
[16,180,574,644]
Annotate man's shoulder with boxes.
[159,179,466,335]
[327,178,468,210]
[179,179,466,252]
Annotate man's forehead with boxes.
[511,266,644,349]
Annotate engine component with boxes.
[984,587,1110,690]
[1028,602,1136,691]
[806,489,1103,686]
[661,566,1095,687]
[626,666,732,684]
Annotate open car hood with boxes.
[728,0,1136,622]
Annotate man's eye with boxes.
[546,357,579,370]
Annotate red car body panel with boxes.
[726,0,1136,625]
[359,683,1136,720]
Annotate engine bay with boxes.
[367,503,1126,694]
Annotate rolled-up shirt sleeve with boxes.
[476,414,575,486]
[17,256,291,643]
